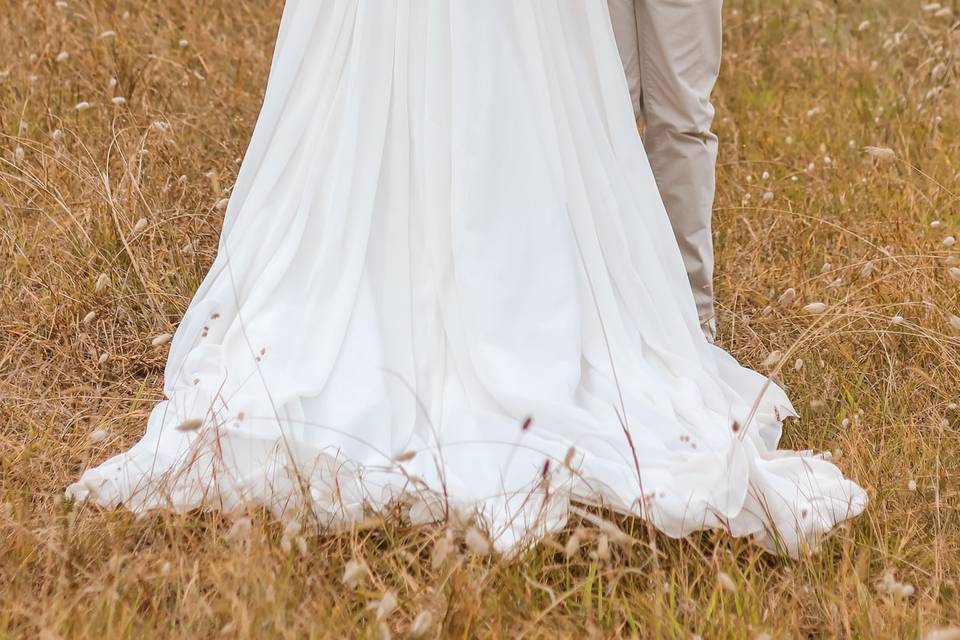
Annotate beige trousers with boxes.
[608,0,723,335]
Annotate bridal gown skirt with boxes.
[67,0,866,555]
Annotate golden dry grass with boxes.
[2,0,960,638]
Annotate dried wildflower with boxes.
[890,315,905,325]
[111,96,126,106]
[99,30,116,39]
[152,333,173,347]
[75,101,90,112]
[55,51,69,63]
[88,429,108,443]
[82,310,96,324]
[409,611,434,639]
[341,559,368,588]
[864,146,896,161]
[948,267,960,281]
[215,198,229,211]
[948,315,960,331]
[94,272,110,292]
[159,560,172,575]
[908,480,918,492]
[925,627,960,640]
[13,146,24,165]
[794,358,804,371]
[392,450,417,463]
[803,302,828,314]
[464,526,491,556]
[133,218,148,234]
[860,261,876,279]
[97,352,109,365]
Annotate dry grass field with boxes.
[2,0,960,637]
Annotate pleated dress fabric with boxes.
[67,0,866,555]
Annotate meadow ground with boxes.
[2,0,960,637]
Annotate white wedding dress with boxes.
[68,0,866,555]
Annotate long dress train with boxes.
[67,0,866,555]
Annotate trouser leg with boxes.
[607,0,643,118]
[609,0,723,337]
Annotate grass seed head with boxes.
[864,146,896,161]
[778,287,797,306]
[226,517,252,542]
[718,572,738,594]
[464,526,491,556]
[803,302,828,314]
[763,351,783,368]
[375,590,398,622]
[151,333,173,347]
[430,535,453,570]
[175,418,203,432]
[409,610,434,638]
[94,273,110,293]
[341,559,368,589]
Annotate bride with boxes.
[68,0,866,555]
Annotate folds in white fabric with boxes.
[68,0,866,556]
